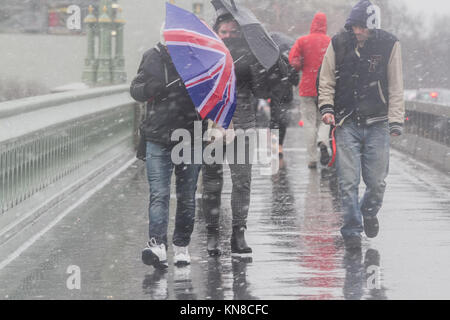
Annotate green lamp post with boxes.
[82,5,98,86]
[81,1,126,86]
[96,4,113,85]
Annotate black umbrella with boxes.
[211,0,280,70]
[270,32,295,55]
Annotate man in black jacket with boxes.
[319,0,404,249]
[130,37,206,269]
[268,49,299,158]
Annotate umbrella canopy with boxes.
[270,32,295,55]
[164,3,237,129]
[211,0,280,70]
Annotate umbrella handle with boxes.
[166,78,181,87]
[230,0,237,11]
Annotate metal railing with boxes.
[0,85,138,215]
[392,100,450,172]
[404,101,450,147]
[1,89,448,216]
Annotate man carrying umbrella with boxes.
[130,23,207,269]
[202,0,277,257]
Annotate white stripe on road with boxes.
[0,158,137,271]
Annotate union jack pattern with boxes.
[164,3,236,129]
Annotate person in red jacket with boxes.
[289,12,331,169]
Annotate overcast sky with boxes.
[399,0,450,15]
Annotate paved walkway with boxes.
[0,127,449,300]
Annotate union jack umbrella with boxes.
[164,3,237,129]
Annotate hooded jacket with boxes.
[318,0,405,135]
[130,43,207,147]
[289,13,330,97]
[345,0,376,30]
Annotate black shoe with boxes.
[231,226,252,257]
[364,249,380,269]
[319,143,330,166]
[207,227,221,257]
[363,216,379,238]
[308,161,317,169]
[343,235,362,250]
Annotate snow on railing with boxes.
[0,85,138,215]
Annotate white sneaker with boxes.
[142,238,168,269]
[173,245,191,266]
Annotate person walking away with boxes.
[269,38,300,158]
[289,12,331,169]
[130,29,207,269]
[319,0,405,249]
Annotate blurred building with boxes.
[0,0,100,34]
[0,0,214,33]
[0,0,215,90]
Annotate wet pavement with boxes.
[0,127,449,300]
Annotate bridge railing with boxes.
[391,100,450,173]
[0,89,448,238]
[0,85,140,219]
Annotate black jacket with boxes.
[333,30,397,122]
[268,52,299,107]
[320,30,398,125]
[222,37,270,130]
[130,43,207,147]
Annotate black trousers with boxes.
[270,99,293,146]
[202,137,253,229]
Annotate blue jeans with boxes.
[335,120,390,238]
[146,141,201,247]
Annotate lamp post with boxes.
[193,2,204,16]
[82,5,98,85]
[96,3,113,85]
[81,1,127,86]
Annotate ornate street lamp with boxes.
[96,4,113,85]
[82,5,98,85]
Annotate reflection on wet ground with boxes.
[0,127,449,299]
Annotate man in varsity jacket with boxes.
[318,0,405,249]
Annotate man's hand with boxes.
[389,123,403,137]
[322,113,335,126]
